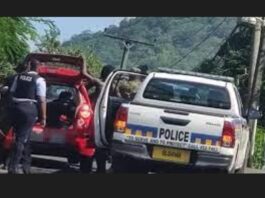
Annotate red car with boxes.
[2,53,96,172]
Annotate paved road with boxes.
[0,154,112,174]
[1,154,265,174]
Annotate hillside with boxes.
[63,17,237,70]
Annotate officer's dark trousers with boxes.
[95,148,108,173]
[8,102,37,174]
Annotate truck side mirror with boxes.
[243,108,262,120]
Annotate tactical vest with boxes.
[13,72,40,100]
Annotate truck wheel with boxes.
[112,156,148,173]
[80,156,93,173]
[236,141,250,174]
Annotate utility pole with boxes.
[248,18,265,161]
[239,17,264,165]
[103,34,154,70]
[246,18,262,109]
[120,41,134,70]
[239,17,262,108]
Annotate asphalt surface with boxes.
[0,154,112,174]
[1,154,265,174]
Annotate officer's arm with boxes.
[39,96,47,120]
[36,78,47,127]
[82,71,104,88]
[81,56,104,88]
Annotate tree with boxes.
[36,27,61,54]
[195,25,251,97]
[59,45,103,76]
[195,25,265,168]
[63,17,237,70]
[35,29,103,76]
[0,17,55,80]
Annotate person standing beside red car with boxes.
[8,59,47,174]
[83,64,115,173]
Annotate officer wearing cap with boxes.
[8,59,47,174]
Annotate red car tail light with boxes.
[79,104,91,119]
[221,121,235,148]
[114,106,128,133]
[77,104,92,130]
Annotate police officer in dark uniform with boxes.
[8,59,47,174]
[83,64,115,173]
[0,63,27,168]
[94,65,115,173]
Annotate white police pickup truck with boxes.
[94,68,261,173]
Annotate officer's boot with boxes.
[8,141,24,174]
[22,165,31,174]
[22,142,31,174]
[22,158,31,174]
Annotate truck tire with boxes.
[235,141,250,174]
[80,156,93,173]
[112,156,148,173]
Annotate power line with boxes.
[196,24,239,67]
[211,24,239,62]
[181,17,215,44]
[170,18,227,67]
[172,17,211,57]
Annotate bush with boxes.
[252,126,265,169]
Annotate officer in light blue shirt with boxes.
[8,59,47,174]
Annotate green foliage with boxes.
[195,26,251,76]
[0,17,55,81]
[63,17,237,70]
[252,126,265,169]
[59,46,103,77]
[196,25,265,169]
[195,25,251,101]
[0,17,36,64]
[35,29,103,76]
[36,27,61,54]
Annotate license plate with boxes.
[30,131,44,142]
[152,146,190,164]
[31,129,66,144]
[49,132,66,144]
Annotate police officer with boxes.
[83,64,115,173]
[94,65,115,173]
[0,63,27,169]
[8,59,47,174]
[137,64,149,75]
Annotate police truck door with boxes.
[94,70,146,148]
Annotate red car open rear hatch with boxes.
[24,53,88,84]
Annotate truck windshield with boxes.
[143,78,231,109]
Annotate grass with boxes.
[251,126,265,169]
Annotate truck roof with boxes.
[152,72,230,87]
[158,68,235,82]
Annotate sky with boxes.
[29,17,128,51]
[34,17,126,42]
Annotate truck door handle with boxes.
[160,116,190,126]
